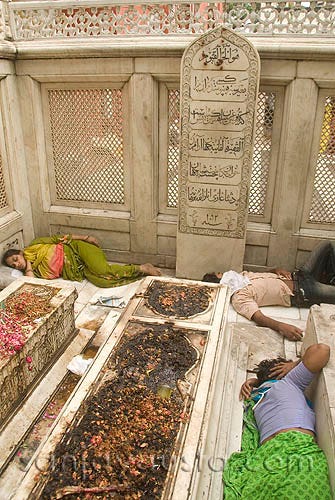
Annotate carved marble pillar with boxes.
[176,26,260,279]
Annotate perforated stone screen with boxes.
[48,88,125,205]
[9,2,335,39]
[0,154,8,210]
[308,96,335,224]
[249,91,276,216]
[167,89,180,208]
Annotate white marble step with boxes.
[304,304,335,498]
[210,336,249,500]
[194,326,248,500]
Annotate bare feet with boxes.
[140,263,161,276]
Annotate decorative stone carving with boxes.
[177,26,259,277]
[0,279,77,430]
[179,26,259,238]
[4,1,335,40]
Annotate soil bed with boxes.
[39,322,203,500]
[145,281,212,318]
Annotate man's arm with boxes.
[282,343,330,391]
[239,377,259,400]
[270,359,300,378]
[301,343,330,372]
[252,310,303,341]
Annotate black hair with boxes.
[2,248,21,267]
[202,272,220,283]
[255,357,289,385]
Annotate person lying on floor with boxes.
[2,233,161,288]
[223,343,332,499]
[203,240,335,341]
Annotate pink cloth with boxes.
[231,272,293,320]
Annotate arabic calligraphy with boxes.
[187,185,239,207]
[187,208,238,230]
[190,104,248,129]
[178,26,260,238]
[188,159,241,183]
[191,72,248,101]
[199,42,240,66]
[189,132,245,158]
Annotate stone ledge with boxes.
[1,36,334,61]
[304,303,335,498]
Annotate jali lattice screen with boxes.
[309,95,335,224]
[249,91,276,216]
[0,153,8,211]
[48,88,125,205]
[167,89,180,208]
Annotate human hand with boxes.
[273,268,292,280]
[239,378,258,400]
[85,236,99,247]
[278,322,303,341]
[269,360,299,379]
[24,260,34,276]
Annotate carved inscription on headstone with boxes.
[179,27,260,237]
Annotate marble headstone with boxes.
[176,26,260,279]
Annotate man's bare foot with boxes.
[140,263,161,276]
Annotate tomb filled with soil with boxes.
[145,281,212,318]
[38,321,205,500]
[0,283,59,360]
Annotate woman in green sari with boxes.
[2,233,161,287]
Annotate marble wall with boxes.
[0,35,334,276]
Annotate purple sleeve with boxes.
[283,361,315,391]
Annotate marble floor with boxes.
[0,271,308,497]
[3,272,335,500]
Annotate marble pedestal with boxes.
[0,278,77,430]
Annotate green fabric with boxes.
[25,235,142,288]
[223,401,332,499]
[24,234,66,279]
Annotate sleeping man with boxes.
[203,240,335,341]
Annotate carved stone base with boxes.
[0,278,78,430]
[176,232,245,280]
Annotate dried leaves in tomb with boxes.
[146,281,212,318]
[0,284,58,359]
[3,284,58,323]
[112,323,198,391]
[39,324,200,500]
